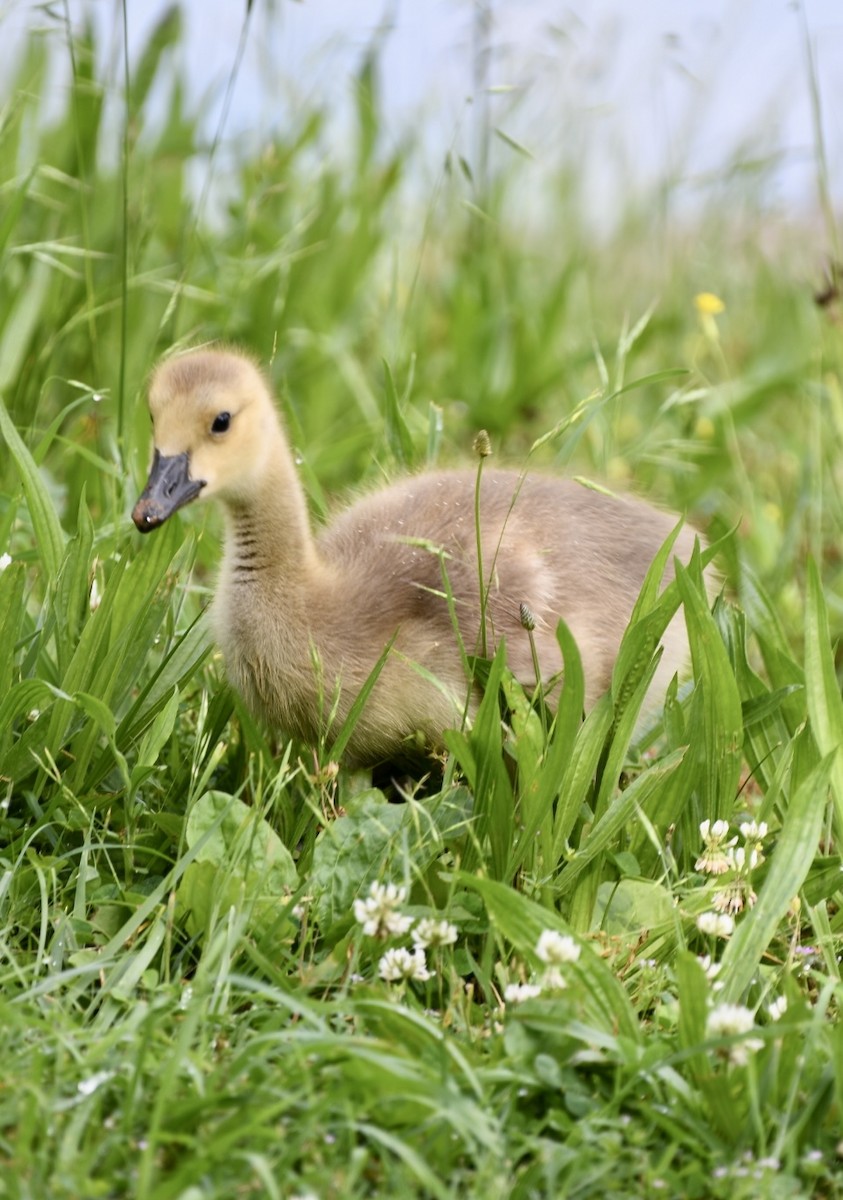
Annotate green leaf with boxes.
[310,794,405,930]
[444,641,513,879]
[54,492,95,673]
[129,5,182,113]
[0,395,65,579]
[550,695,613,860]
[329,630,398,762]
[0,260,52,394]
[508,619,588,879]
[382,358,415,467]
[556,748,686,898]
[179,791,298,941]
[594,878,677,943]
[0,561,26,701]
[676,562,743,821]
[676,951,711,1081]
[804,557,843,834]
[719,751,835,1002]
[611,519,686,701]
[0,680,71,769]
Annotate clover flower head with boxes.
[696,819,737,875]
[353,881,412,938]
[767,995,788,1022]
[713,881,756,914]
[700,819,730,843]
[412,917,458,949]
[697,910,734,938]
[503,982,542,1005]
[706,1002,763,1065]
[536,930,580,966]
[378,946,433,983]
[697,954,724,987]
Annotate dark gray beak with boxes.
[132,450,205,532]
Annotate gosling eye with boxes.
[211,411,231,435]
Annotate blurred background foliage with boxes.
[1,5,839,616]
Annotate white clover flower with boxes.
[706,1002,756,1037]
[739,820,768,841]
[697,911,734,938]
[503,982,542,1004]
[713,882,756,914]
[728,845,761,873]
[378,946,433,983]
[696,851,732,876]
[706,1002,763,1065]
[382,911,413,936]
[412,917,458,949]
[0,552,11,571]
[696,818,737,875]
[541,967,568,992]
[353,881,412,938]
[535,930,580,966]
[89,578,101,612]
[700,819,730,842]
[697,954,723,982]
[767,995,788,1022]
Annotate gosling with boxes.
[132,347,702,766]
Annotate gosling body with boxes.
[133,349,700,765]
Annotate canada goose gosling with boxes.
[133,348,702,765]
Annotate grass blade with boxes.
[804,556,843,834]
[0,396,65,579]
[719,750,834,1001]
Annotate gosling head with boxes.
[132,348,278,532]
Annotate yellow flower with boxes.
[694,292,725,315]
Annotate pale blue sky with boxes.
[5,1,842,224]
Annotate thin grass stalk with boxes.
[513,602,554,908]
[518,602,548,741]
[800,1,840,263]
[118,0,130,456]
[61,0,98,373]
[473,429,492,658]
[191,3,254,240]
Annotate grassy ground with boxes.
[2,7,843,1198]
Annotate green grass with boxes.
[2,6,843,1198]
